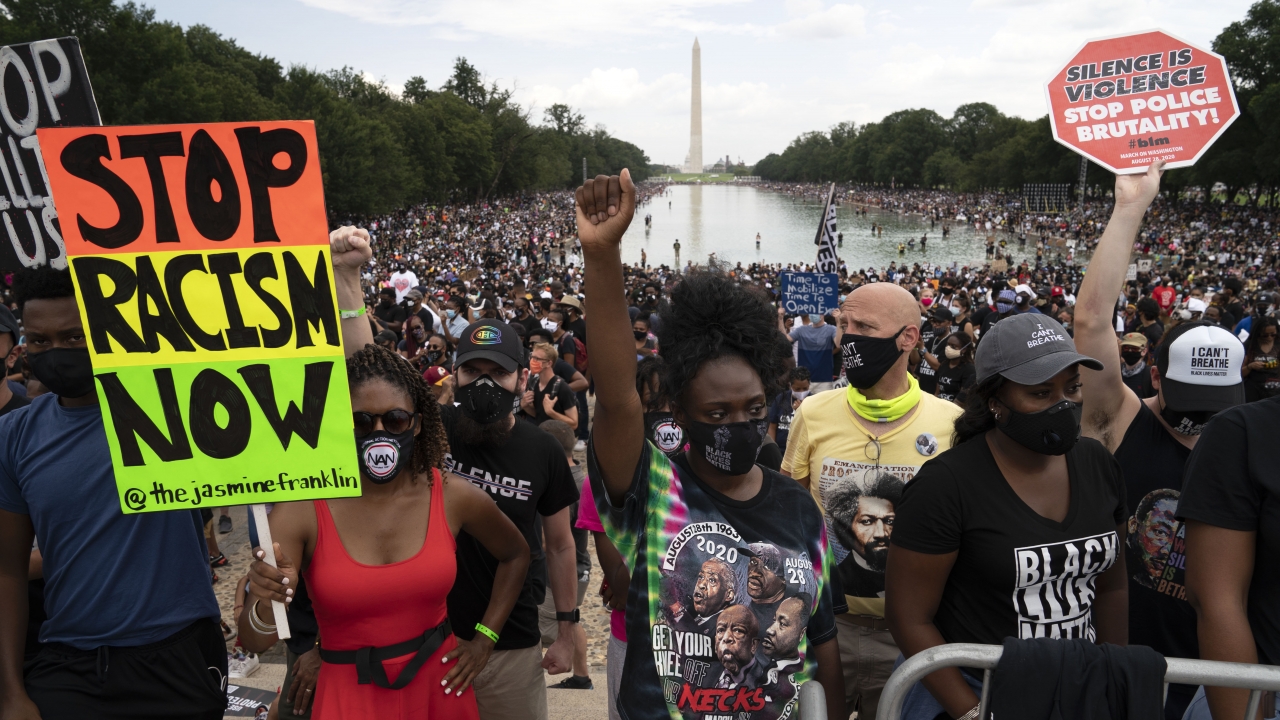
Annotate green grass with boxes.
[650,173,744,183]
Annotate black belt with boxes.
[318,619,452,689]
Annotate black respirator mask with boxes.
[455,374,519,424]
[995,400,1082,456]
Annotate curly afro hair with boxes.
[346,344,448,477]
[13,266,75,310]
[656,269,791,407]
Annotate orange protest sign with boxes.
[1045,30,1240,174]
[37,121,359,514]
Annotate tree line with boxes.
[0,0,651,217]
[755,0,1280,204]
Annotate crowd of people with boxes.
[0,157,1278,720]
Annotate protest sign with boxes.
[1127,264,1138,281]
[225,684,277,717]
[781,272,839,315]
[0,37,99,271]
[1045,30,1239,174]
[38,121,360,515]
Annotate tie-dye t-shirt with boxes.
[589,440,843,720]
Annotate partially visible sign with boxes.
[225,684,276,717]
[1045,30,1239,174]
[0,37,100,270]
[1127,264,1138,281]
[1138,258,1153,272]
[38,121,360,514]
[781,272,839,315]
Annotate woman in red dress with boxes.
[239,343,529,719]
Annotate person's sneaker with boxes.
[549,675,593,690]
[574,439,587,452]
[218,515,232,534]
[209,553,229,568]
[229,652,259,678]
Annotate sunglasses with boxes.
[353,410,417,437]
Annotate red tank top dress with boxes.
[305,469,478,720]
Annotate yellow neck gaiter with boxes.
[846,374,921,423]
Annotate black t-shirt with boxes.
[934,362,975,405]
[588,442,843,720]
[917,322,942,393]
[1121,365,1156,399]
[519,374,577,426]
[567,317,587,345]
[513,312,540,338]
[0,391,30,418]
[1113,402,1196,659]
[767,390,798,452]
[373,300,407,330]
[1139,321,1164,349]
[1178,397,1280,665]
[440,405,580,650]
[555,332,578,364]
[893,436,1126,645]
[552,359,577,386]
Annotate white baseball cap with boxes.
[1186,298,1207,314]
[1156,322,1245,412]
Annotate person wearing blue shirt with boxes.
[780,310,839,391]
[0,267,225,720]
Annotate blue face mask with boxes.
[809,314,823,323]
[446,309,457,319]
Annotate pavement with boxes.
[214,487,616,718]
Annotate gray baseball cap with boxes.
[975,314,1103,385]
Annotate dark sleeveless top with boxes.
[1113,401,1196,660]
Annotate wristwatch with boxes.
[555,610,581,623]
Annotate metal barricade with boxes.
[877,643,1280,720]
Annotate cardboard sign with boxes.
[225,684,276,717]
[781,272,839,314]
[38,121,360,514]
[1127,264,1138,281]
[1045,30,1239,174]
[0,37,100,271]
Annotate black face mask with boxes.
[27,348,95,398]
[633,329,647,340]
[1160,405,1215,436]
[455,374,518,425]
[841,329,906,390]
[357,428,416,484]
[996,399,1082,455]
[684,419,768,475]
[426,350,443,365]
[1120,350,1144,366]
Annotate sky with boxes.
[153,0,1255,167]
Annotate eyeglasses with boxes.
[353,410,417,437]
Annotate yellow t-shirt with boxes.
[782,389,963,617]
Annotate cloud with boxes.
[777,4,866,39]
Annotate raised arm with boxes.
[330,226,375,358]
[0,509,37,720]
[1076,161,1163,452]
[578,172,643,506]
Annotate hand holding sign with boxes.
[248,542,297,618]
[1115,159,1165,212]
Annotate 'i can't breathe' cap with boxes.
[1156,322,1245,412]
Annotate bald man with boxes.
[782,282,963,720]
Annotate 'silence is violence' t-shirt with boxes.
[893,435,1126,644]
[590,441,843,720]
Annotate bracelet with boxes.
[474,623,500,644]
[245,594,276,632]
[957,705,981,720]
[339,307,366,319]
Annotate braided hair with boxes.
[656,268,791,406]
[346,344,448,475]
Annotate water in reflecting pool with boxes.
[622,184,1021,272]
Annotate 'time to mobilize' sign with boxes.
[37,121,360,514]
[1045,29,1239,174]
[781,272,839,315]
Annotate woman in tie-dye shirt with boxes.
[576,171,846,720]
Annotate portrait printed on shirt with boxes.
[657,524,818,719]
[1125,488,1188,600]
[818,460,907,599]
[1013,531,1119,640]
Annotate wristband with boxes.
[474,623,500,643]
[339,307,366,319]
[555,609,580,623]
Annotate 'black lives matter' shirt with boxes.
[440,405,579,650]
[1178,396,1280,665]
[894,436,1126,645]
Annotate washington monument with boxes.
[683,38,703,173]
